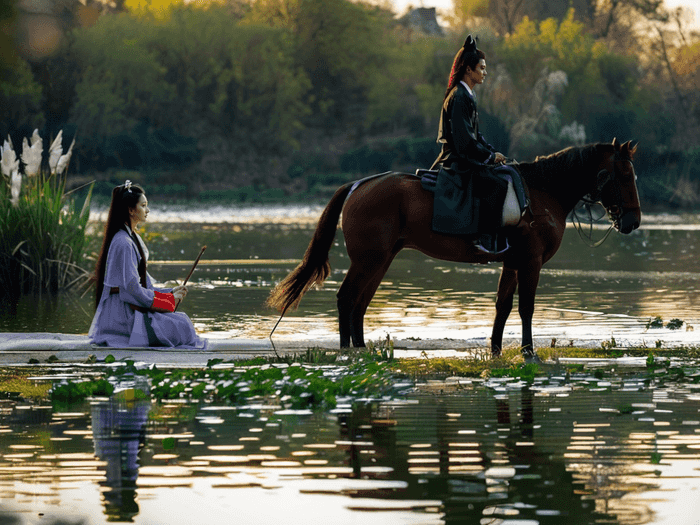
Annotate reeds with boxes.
[0,130,93,299]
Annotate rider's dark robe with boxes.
[431,82,496,171]
[429,82,506,239]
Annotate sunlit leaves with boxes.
[500,9,605,88]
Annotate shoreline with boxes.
[0,327,696,367]
[86,204,700,228]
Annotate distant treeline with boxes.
[1,0,699,207]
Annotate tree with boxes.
[244,0,394,133]
[68,2,312,180]
[1,0,43,133]
[591,0,667,39]
[0,58,44,135]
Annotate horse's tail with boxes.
[266,181,354,313]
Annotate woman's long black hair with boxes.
[94,183,148,308]
[444,35,486,101]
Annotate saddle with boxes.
[418,164,529,254]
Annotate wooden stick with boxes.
[183,245,207,285]
[174,245,206,311]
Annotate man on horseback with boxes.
[430,35,519,253]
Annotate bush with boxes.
[0,130,92,299]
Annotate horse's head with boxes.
[591,139,641,234]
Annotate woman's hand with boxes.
[172,285,188,296]
[173,285,188,305]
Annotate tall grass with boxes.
[0,134,93,299]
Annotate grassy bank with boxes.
[2,344,699,409]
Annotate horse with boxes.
[267,139,641,362]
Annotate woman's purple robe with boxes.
[89,228,207,349]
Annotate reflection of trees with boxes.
[90,397,150,522]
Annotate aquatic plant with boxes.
[646,352,656,367]
[0,130,93,298]
[107,358,404,409]
[666,318,684,330]
[50,378,114,403]
[646,316,664,329]
[491,363,541,383]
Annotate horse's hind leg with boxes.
[349,254,398,347]
[337,252,394,348]
[491,266,517,358]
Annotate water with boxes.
[3,205,700,523]
[2,207,700,348]
[1,372,700,524]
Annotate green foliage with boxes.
[0,59,44,132]
[143,359,399,409]
[51,378,115,403]
[70,3,311,163]
[0,0,693,203]
[666,318,684,330]
[617,403,634,414]
[245,0,393,130]
[646,316,664,329]
[0,163,93,298]
[490,363,541,383]
[497,8,657,150]
[339,137,439,174]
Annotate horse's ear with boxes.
[612,137,619,149]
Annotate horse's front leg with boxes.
[491,266,517,358]
[517,261,543,364]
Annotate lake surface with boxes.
[1,205,700,349]
[1,368,700,524]
[3,205,700,524]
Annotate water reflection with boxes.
[3,373,700,524]
[91,397,150,522]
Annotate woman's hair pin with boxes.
[124,180,132,193]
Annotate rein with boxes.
[571,200,615,248]
[570,150,619,248]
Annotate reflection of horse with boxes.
[268,140,641,361]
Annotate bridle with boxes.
[572,151,632,247]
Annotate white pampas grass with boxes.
[22,129,43,177]
[1,136,19,179]
[54,135,75,175]
[48,130,64,175]
[10,170,22,207]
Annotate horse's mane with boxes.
[518,143,613,190]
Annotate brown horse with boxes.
[267,139,641,362]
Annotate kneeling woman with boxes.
[89,181,207,349]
